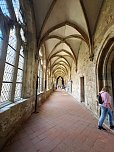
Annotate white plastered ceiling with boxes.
[33,0,104,79]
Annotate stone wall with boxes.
[0,89,53,150]
[0,97,35,150]
[94,0,114,49]
[70,0,114,117]
[21,0,38,98]
[71,41,98,115]
[36,89,54,107]
[93,0,114,100]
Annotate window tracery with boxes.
[0,0,25,106]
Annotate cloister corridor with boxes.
[2,90,114,152]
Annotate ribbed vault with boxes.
[32,0,104,80]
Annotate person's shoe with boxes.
[98,126,107,130]
[110,125,114,129]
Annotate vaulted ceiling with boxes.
[32,0,104,79]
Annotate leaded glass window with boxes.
[37,62,43,94]
[47,70,49,90]
[20,28,25,42]
[0,0,26,107]
[37,63,40,94]
[0,0,10,17]
[1,28,17,103]
[0,30,3,57]
[12,0,23,23]
[6,28,17,65]
[40,68,42,92]
[14,47,24,100]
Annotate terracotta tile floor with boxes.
[2,90,114,152]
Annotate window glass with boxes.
[37,62,43,94]
[6,28,17,65]
[12,0,23,23]
[47,71,49,90]
[0,28,17,104]
[1,83,12,103]
[0,30,3,57]
[14,47,24,100]
[39,65,42,93]
[0,0,25,106]
[37,64,40,94]
[20,28,25,42]
[0,0,10,17]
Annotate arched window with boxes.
[0,0,10,17]
[1,28,17,103]
[0,0,25,106]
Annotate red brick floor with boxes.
[2,90,114,152]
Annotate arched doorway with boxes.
[56,76,64,89]
[97,38,114,107]
[97,38,114,91]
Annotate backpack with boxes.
[97,93,104,104]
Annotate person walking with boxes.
[98,86,114,130]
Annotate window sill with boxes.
[0,98,27,113]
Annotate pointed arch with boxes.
[40,21,90,46]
